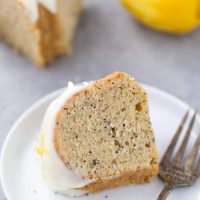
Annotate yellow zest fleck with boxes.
[35,132,48,156]
[36,145,49,156]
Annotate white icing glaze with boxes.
[19,0,57,21]
[38,82,94,197]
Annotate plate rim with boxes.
[0,84,192,200]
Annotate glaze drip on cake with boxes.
[18,0,57,21]
[37,82,94,196]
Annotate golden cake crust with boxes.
[80,167,158,193]
[36,5,64,67]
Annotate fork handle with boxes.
[157,184,173,200]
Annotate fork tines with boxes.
[161,109,200,171]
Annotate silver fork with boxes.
[157,110,200,200]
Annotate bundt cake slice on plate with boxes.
[37,71,159,196]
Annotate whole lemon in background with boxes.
[121,0,200,34]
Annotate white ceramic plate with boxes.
[1,84,200,200]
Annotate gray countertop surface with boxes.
[0,0,200,199]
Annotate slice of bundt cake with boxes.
[0,0,83,67]
[37,71,159,196]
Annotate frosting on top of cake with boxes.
[36,82,94,197]
[18,0,57,21]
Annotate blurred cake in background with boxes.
[0,0,83,67]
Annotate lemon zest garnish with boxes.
[36,145,49,156]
